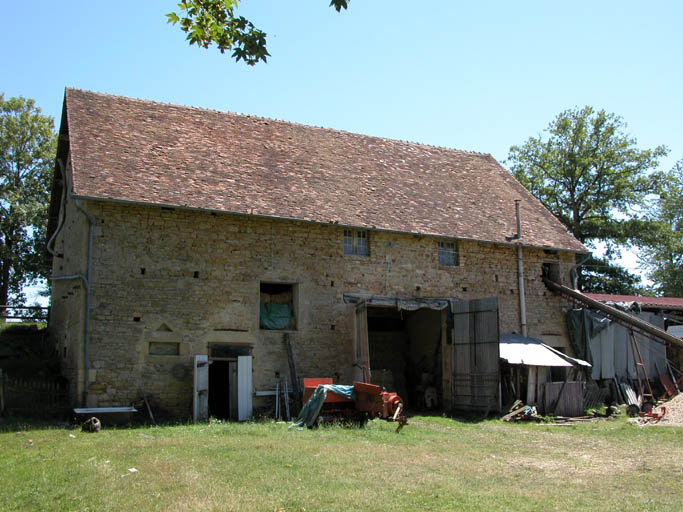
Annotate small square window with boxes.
[260,282,296,330]
[438,241,459,266]
[343,229,369,256]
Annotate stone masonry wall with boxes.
[49,160,90,407]
[53,198,576,416]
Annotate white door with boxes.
[193,355,209,421]
[237,355,253,421]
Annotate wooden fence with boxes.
[0,305,50,322]
[0,369,69,418]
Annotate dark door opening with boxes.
[208,360,237,420]
[367,306,443,411]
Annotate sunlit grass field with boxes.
[1,415,681,511]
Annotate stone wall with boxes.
[49,159,90,406]
[50,196,576,416]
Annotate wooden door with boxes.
[451,298,500,413]
[193,355,209,421]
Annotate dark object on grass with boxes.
[626,404,640,417]
[82,417,101,432]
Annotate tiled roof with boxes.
[585,294,683,310]
[61,89,586,252]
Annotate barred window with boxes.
[344,229,369,256]
[438,241,458,266]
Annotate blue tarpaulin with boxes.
[259,303,292,330]
[289,385,355,429]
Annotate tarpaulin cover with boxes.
[289,385,355,429]
[342,293,449,311]
[567,309,610,364]
[259,303,292,330]
[568,308,667,380]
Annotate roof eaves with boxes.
[72,193,590,254]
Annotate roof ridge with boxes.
[65,88,490,158]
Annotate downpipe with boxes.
[570,253,592,291]
[517,244,527,337]
[507,200,527,337]
[71,199,95,405]
[46,157,68,257]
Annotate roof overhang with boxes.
[72,194,591,255]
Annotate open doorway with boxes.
[367,307,443,411]
[206,344,252,421]
[208,360,237,419]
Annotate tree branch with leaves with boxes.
[167,0,350,65]
[0,94,56,315]
[634,160,683,296]
[507,106,668,293]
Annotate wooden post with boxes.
[526,366,537,405]
[284,333,301,413]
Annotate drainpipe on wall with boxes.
[513,200,528,337]
[74,199,95,405]
[46,158,68,257]
[570,253,592,291]
[506,201,528,337]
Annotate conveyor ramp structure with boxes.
[543,278,683,351]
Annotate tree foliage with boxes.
[167,0,350,65]
[579,255,645,295]
[635,160,683,296]
[507,106,668,293]
[0,94,56,312]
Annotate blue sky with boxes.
[3,1,682,301]
[4,1,681,168]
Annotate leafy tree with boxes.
[167,0,350,65]
[635,160,683,296]
[579,255,646,295]
[0,94,56,316]
[507,106,667,293]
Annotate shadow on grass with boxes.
[0,415,193,433]
[405,408,500,424]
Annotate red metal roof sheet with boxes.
[61,89,586,252]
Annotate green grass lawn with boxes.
[1,415,681,511]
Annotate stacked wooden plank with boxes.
[501,400,543,422]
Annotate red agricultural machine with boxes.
[302,378,408,431]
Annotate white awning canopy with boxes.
[500,333,591,367]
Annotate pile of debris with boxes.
[637,393,683,427]
[502,400,543,422]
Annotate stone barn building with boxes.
[47,89,587,419]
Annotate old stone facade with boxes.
[50,195,576,417]
[48,89,588,418]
